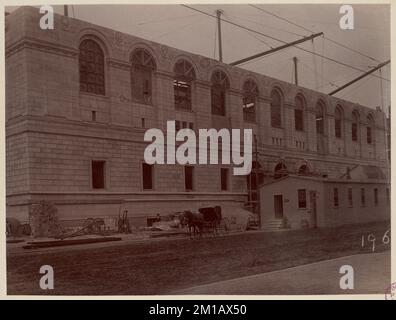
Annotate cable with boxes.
[213,18,217,59]
[149,17,201,41]
[225,12,307,38]
[249,4,381,63]
[137,14,197,26]
[224,14,273,50]
[180,5,390,82]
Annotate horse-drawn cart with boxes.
[180,206,223,238]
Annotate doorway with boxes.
[274,195,283,219]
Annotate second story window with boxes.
[367,114,374,144]
[316,101,325,135]
[131,48,156,104]
[352,110,359,142]
[294,94,305,131]
[211,70,229,116]
[335,106,343,138]
[270,88,282,128]
[242,79,258,122]
[79,39,105,95]
[174,59,196,110]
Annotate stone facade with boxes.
[6,7,389,226]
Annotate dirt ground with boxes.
[7,221,390,295]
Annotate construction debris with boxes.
[29,201,64,238]
[6,217,31,237]
[118,210,131,234]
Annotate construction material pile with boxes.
[29,201,64,238]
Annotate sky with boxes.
[7,4,391,111]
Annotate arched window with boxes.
[79,39,105,95]
[367,114,375,144]
[298,164,310,175]
[334,106,343,138]
[174,59,196,110]
[131,48,156,104]
[270,88,282,128]
[242,79,259,122]
[274,162,288,179]
[294,94,305,131]
[211,70,229,116]
[352,110,359,142]
[316,101,325,135]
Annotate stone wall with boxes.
[5,6,389,223]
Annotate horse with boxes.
[198,206,222,235]
[180,210,204,239]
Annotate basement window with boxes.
[92,160,105,189]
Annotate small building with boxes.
[259,166,390,229]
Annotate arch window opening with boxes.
[294,95,305,131]
[131,48,156,104]
[174,59,195,110]
[79,39,105,95]
[242,79,259,122]
[211,70,229,116]
[270,89,282,128]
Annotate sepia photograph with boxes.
[4,2,392,297]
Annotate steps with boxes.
[261,219,284,232]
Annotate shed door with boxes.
[274,195,283,219]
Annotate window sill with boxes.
[175,107,193,113]
[132,100,154,107]
[80,91,110,100]
[212,113,226,117]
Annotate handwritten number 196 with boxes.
[361,230,390,252]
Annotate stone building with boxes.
[5,7,389,227]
